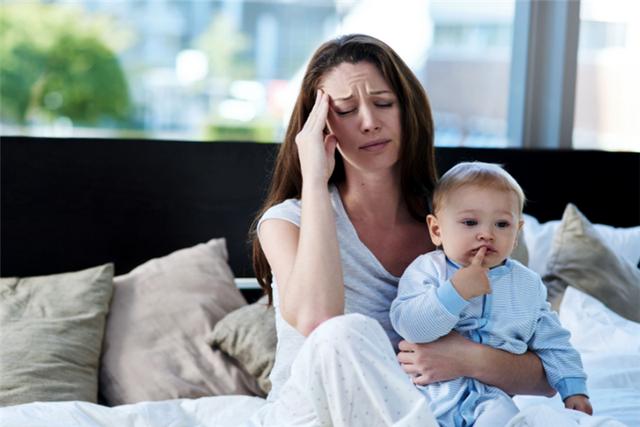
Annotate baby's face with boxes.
[428,185,522,268]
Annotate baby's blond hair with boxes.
[432,162,526,215]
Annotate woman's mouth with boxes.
[359,139,391,151]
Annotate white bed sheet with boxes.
[0,395,266,427]
[513,287,640,427]
[1,288,637,427]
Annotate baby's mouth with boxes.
[471,246,495,255]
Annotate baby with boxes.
[390,161,592,427]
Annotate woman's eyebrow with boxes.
[335,90,392,102]
[369,89,392,95]
[334,94,353,102]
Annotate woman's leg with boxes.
[256,313,437,427]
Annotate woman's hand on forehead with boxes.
[295,89,337,183]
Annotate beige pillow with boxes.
[206,296,276,396]
[99,238,262,405]
[0,264,114,406]
[543,204,640,321]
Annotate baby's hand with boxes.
[564,395,593,415]
[451,247,491,300]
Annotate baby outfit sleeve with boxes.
[528,280,588,400]
[390,252,470,343]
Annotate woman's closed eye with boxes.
[335,109,355,116]
[335,102,393,116]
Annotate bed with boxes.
[1,136,639,426]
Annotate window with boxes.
[0,0,339,142]
[1,0,518,147]
[573,1,640,151]
[5,1,635,152]
[427,1,515,147]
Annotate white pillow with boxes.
[523,213,640,276]
[522,215,559,275]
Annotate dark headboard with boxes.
[2,136,638,279]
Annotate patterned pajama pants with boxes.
[247,313,438,427]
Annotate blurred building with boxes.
[6,0,639,150]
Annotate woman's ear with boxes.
[325,122,340,149]
[426,214,442,246]
[325,120,334,135]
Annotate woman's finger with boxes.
[413,374,434,386]
[313,91,330,131]
[306,90,328,132]
[398,340,417,352]
[396,351,415,364]
[399,363,418,375]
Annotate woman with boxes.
[249,34,554,426]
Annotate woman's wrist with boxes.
[458,339,484,378]
[301,177,329,194]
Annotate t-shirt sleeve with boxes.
[257,198,302,234]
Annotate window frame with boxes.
[507,0,581,149]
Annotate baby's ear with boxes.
[513,219,525,250]
[426,214,442,246]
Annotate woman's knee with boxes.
[309,313,384,346]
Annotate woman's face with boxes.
[319,61,402,174]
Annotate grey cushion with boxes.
[512,229,529,267]
[99,238,262,405]
[543,204,640,321]
[206,296,276,396]
[0,264,114,406]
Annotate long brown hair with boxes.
[250,34,437,303]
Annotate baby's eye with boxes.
[496,221,511,229]
[461,220,477,226]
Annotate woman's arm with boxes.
[259,90,344,337]
[397,332,555,396]
[259,184,343,337]
[465,340,555,396]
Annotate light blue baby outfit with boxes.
[390,250,588,427]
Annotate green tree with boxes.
[196,13,253,81]
[0,3,132,126]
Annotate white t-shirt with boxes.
[257,184,403,401]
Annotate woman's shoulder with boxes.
[260,184,339,227]
[259,197,302,228]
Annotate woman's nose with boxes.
[359,105,381,133]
